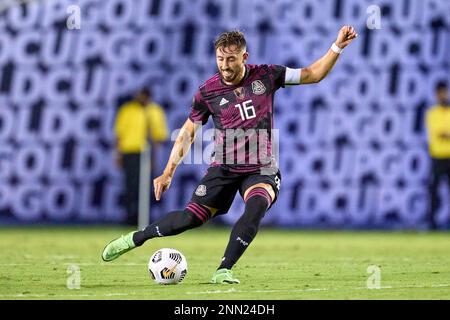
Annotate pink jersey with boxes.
[189,64,286,173]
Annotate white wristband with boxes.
[331,43,343,54]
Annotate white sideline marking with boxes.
[185,283,450,295]
[186,287,330,295]
[48,255,78,259]
[0,289,168,298]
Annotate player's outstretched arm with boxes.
[153,118,201,201]
[300,26,357,84]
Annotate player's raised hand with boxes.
[153,173,172,201]
[335,26,357,49]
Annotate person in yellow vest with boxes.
[426,81,450,230]
[114,88,169,225]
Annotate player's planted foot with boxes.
[211,268,240,284]
[102,231,136,262]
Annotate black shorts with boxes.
[190,166,282,215]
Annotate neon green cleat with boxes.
[210,268,240,284]
[101,231,136,262]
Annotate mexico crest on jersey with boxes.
[252,80,266,95]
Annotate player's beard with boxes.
[220,65,243,84]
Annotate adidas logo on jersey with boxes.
[219,97,229,106]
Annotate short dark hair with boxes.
[214,30,247,51]
[435,81,448,91]
[137,87,151,98]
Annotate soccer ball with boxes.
[148,248,188,285]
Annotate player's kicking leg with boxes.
[211,183,275,284]
[101,202,215,262]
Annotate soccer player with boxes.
[102,27,357,284]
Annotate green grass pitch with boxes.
[0,226,449,300]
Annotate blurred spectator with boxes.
[425,81,450,230]
[114,88,169,225]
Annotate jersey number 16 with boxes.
[235,100,256,121]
